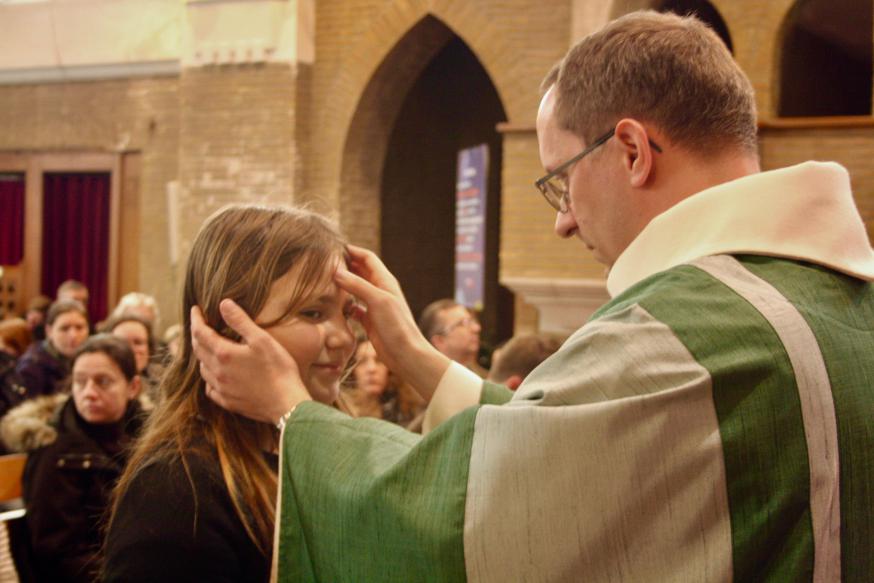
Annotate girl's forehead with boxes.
[303,257,347,295]
[262,259,348,317]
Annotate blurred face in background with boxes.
[433,305,481,363]
[352,341,389,397]
[26,310,45,331]
[47,311,89,358]
[58,288,89,308]
[121,305,156,326]
[112,321,151,373]
[71,352,139,424]
[0,318,32,358]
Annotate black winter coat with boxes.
[0,351,27,419]
[102,442,276,582]
[1,395,143,583]
[15,340,71,399]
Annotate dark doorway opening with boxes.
[380,34,512,360]
[779,0,873,117]
[658,0,734,53]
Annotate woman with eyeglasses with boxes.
[1,335,146,583]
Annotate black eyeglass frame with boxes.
[534,127,663,213]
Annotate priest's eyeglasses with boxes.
[534,128,663,213]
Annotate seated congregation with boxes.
[0,234,540,582]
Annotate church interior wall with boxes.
[0,0,870,335]
[0,75,180,330]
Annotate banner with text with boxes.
[454,144,488,310]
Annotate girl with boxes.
[103,205,355,582]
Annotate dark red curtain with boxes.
[41,172,111,323]
[0,173,25,265]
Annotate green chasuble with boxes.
[274,163,874,582]
[275,255,873,582]
[274,387,510,582]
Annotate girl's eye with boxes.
[300,309,324,320]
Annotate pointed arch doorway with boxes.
[340,15,512,357]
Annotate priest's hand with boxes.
[336,245,450,401]
[191,300,311,424]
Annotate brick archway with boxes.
[775,0,872,117]
[311,1,530,250]
[337,15,456,250]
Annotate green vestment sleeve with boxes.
[275,401,479,582]
[479,381,512,405]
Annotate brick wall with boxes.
[176,64,298,259]
[305,0,575,336]
[304,0,572,239]
[0,62,300,331]
[0,0,872,336]
[761,125,874,241]
[0,76,180,330]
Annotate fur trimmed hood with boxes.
[0,392,153,454]
[0,393,67,453]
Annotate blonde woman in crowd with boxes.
[345,339,426,428]
[103,205,356,582]
[101,314,162,400]
[109,292,160,330]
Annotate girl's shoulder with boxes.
[104,442,265,582]
[128,440,225,502]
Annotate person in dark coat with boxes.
[0,335,145,583]
[0,351,27,456]
[15,300,89,399]
[0,318,32,425]
[25,295,51,343]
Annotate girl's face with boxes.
[257,262,356,405]
[47,311,89,358]
[112,321,150,372]
[353,342,389,396]
[72,352,139,424]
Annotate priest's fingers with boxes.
[191,305,228,370]
[335,266,446,396]
[218,299,269,347]
[192,302,308,424]
[345,245,404,296]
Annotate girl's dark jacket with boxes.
[0,393,146,583]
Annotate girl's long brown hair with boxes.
[108,204,346,555]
